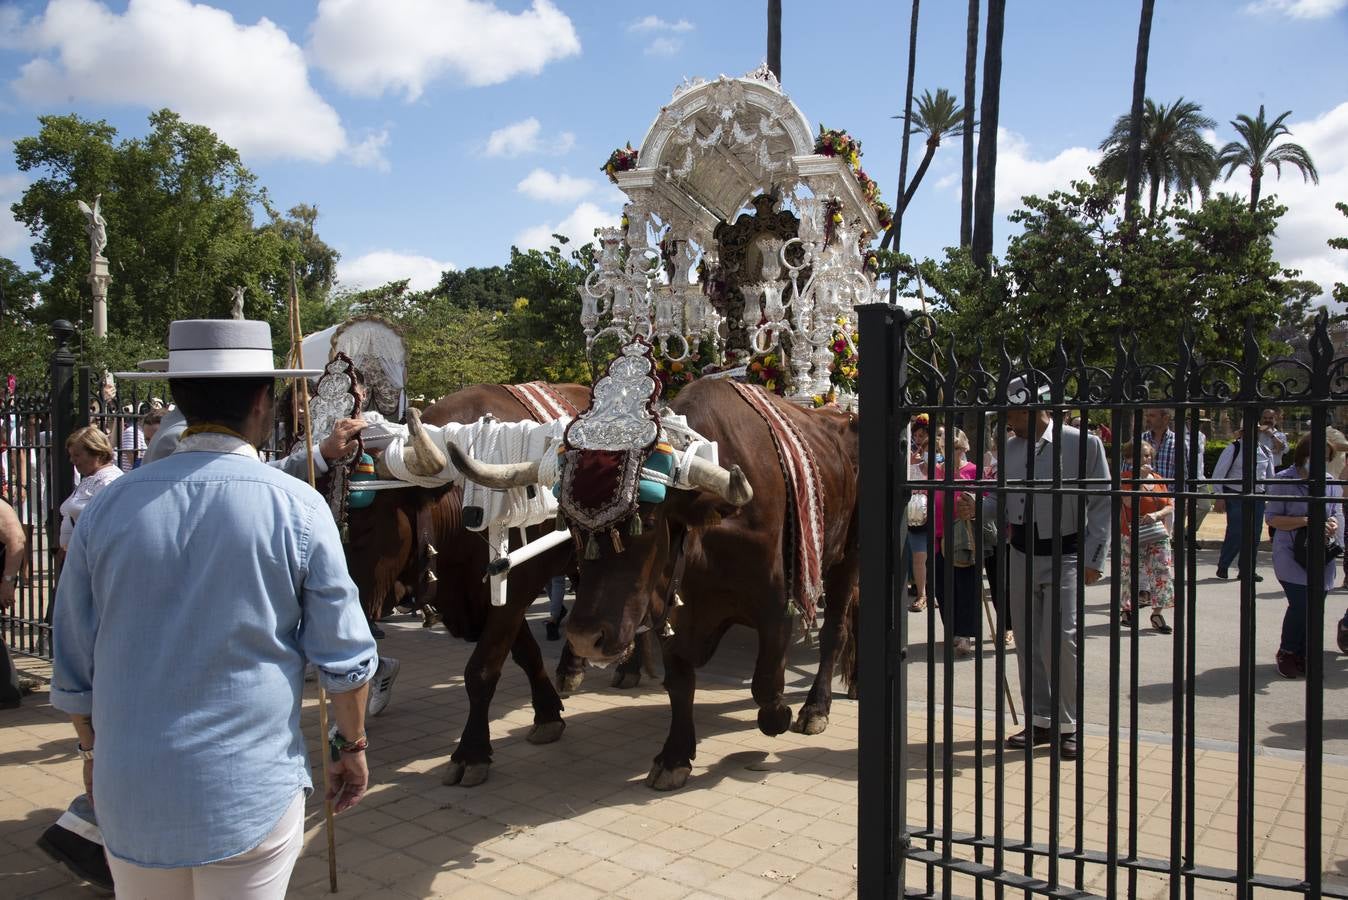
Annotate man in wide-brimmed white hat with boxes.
[50,320,378,898]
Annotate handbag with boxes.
[1291,526,1344,570]
[1134,519,1169,545]
[906,492,928,527]
[949,518,978,568]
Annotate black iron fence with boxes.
[858,306,1346,898]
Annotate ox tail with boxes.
[834,588,860,695]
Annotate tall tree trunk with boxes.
[1250,170,1261,210]
[1123,0,1155,223]
[1148,173,1161,220]
[767,0,782,82]
[901,138,940,212]
[880,2,921,259]
[960,0,979,248]
[971,0,1005,271]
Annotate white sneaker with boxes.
[366,657,400,718]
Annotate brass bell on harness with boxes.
[661,621,676,638]
[425,570,438,584]
[426,543,438,558]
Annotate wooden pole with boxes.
[288,264,339,894]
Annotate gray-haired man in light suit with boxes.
[956,378,1111,760]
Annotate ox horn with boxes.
[446,441,542,489]
[685,456,753,507]
[403,407,448,476]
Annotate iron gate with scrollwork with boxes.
[857,305,1348,899]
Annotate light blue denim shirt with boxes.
[51,439,377,868]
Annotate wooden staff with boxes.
[287,264,339,893]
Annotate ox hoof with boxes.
[526,720,566,745]
[846,683,858,701]
[441,760,491,788]
[791,709,829,735]
[611,670,642,689]
[645,763,691,791]
[758,703,792,737]
[556,672,584,695]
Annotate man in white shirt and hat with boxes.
[956,376,1111,760]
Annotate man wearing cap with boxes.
[956,378,1110,760]
[50,320,377,897]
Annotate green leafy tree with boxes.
[499,238,594,383]
[0,258,50,386]
[1331,201,1348,306]
[1218,106,1319,211]
[1098,98,1219,218]
[434,266,514,312]
[927,179,1312,365]
[10,110,340,356]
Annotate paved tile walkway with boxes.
[3,595,1345,899]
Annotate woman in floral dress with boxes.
[1119,441,1175,633]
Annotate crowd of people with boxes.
[904,398,1348,757]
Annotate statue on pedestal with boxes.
[77,194,108,260]
[229,285,246,320]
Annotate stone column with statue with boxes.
[77,195,111,340]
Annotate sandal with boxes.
[1150,611,1172,634]
[909,595,926,613]
[1120,609,1132,628]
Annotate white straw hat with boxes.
[117,320,321,380]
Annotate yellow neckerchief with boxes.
[182,423,256,448]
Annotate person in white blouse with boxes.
[59,426,123,555]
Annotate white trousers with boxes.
[107,792,305,900]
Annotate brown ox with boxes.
[452,377,859,790]
[344,382,594,787]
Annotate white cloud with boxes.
[0,171,29,256]
[628,16,694,33]
[1243,0,1348,18]
[347,129,391,172]
[339,250,456,292]
[11,0,349,163]
[482,117,575,158]
[308,0,581,100]
[644,37,683,57]
[516,169,596,203]
[992,128,1101,211]
[515,201,617,251]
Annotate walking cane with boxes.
[980,583,1019,726]
[288,265,340,894]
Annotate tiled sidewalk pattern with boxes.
[1,602,1344,899]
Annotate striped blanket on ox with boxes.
[504,381,577,423]
[729,382,827,624]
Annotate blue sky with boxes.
[1,0,1346,300]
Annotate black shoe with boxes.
[1060,733,1079,760]
[558,605,568,624]
[37,824,113,892]
[545,621,560,642]
[1007,725,1053,749]
[1245,572,1263,583]
[368,620,385,639]
[1215,567,1229,580]
[1119,609,1132,628]
[1338,617,1348,655]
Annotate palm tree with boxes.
[1217,105,1319,210]
[1099,97,1219,219]
[959,0,978,248]
[767,0,781,82]
[1122,0,1155,222]
[971,0,1005,270]
[895,89,967,213]
[883,0,922,261]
